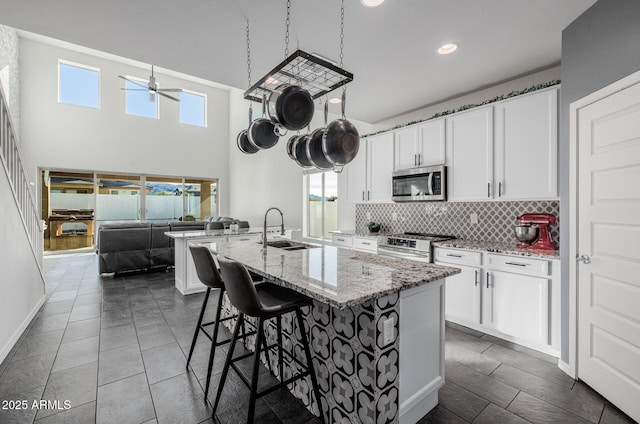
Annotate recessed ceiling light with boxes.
[328,97,341,104]
[438,43,458,55]
[361,0,384,7]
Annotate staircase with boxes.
[0,83,44,274]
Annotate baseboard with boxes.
[0,294,46,365]
[558,359,575,379]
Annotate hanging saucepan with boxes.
[286,134,299,161]
[237,104,259,154]
[306,101,333,169]
[248,94,279,150]
[322,90,360,170]
[269,84,314,134]
[292,128,314,168]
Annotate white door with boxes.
[394,125,420,170]
[483,270,549,345]
[577,79,640,422]
[418,119,446,167]
[367,132,394,202]
[446,106,494,200]
[346,138,367,203]
[436,263,481,325]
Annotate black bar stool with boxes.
[186,245,269,399]
[213,256,324,424]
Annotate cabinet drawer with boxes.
[485,254,549,277]
[353,237,377,253]
[332,234,353,248]
[434,247,482,266]
[227,234,261,242]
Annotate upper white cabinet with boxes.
[394,119,446,170]
[446,106,494,201]
[494,88,558,199]
[346,132,394,203]
[446,87,559,201]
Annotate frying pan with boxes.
[269,84,314,133]
[237,105,259,154]
[248,94,279,150]
[286,134,299,161]
[306,101,333,169]
[322,91,360,167]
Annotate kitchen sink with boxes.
[263,240,320,251]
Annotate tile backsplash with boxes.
[355,200,560,245]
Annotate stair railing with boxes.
[0,82,44,272]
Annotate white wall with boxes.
[0,24,20,138]
[227,88,373,231]
[18,37,232,217]
[372,66,561,130]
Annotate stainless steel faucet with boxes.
[263,207,285,248]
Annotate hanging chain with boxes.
[246,20,252,88]
[284,0,291,59]
[339,0,345,68]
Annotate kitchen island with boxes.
[203,240,460,424]
[165,227,295,295]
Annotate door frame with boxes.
[568,67,640,379]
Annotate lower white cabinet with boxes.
[435,247,559,355]
[331,233,353,248]
[353,237,377,253]
[483,270,549,346]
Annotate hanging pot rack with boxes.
[243,49,353,103]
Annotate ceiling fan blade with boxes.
[118,75,149,90]
[156,91,180,102]
[156,88,183,92]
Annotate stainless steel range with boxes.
[377,232,456,263]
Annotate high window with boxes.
[307,171,338,239]
[180,90,206,127]
[125,78,159,119]
[58,61,100,109]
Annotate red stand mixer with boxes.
[515,213,558,251]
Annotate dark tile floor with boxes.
[0,252,636,424]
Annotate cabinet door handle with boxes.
[362,191,365,201]
[505,262,528,267]
[337,238,345,242]
[361,241,371,245]
[486,272,490,288]
[418,153,421,165]
[487,182,491,198]
[499,182,502,197]
[414,154,417,166]
[474,270,478,286]
[446,253,463,258]
[367,190,370,200]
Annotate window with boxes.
[58,61,100,108]
[125,78,158,119]
[307,171,338,239]
[180,90,206,127]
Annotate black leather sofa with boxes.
[97,219,248,275]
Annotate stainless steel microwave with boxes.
[392,165,447,202]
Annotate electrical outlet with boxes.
[366,212,372,220]
[392,213,397,221]
[383,317,395,345]
[470,213,478,224]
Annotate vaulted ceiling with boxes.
[0,0,597,122]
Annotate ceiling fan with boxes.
[119,65,182,102]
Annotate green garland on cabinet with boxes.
[362,79,560,138]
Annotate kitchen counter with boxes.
[434,239,560,259]
[205,240,460,423]
[204,241,459,309]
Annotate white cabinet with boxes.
[394,119,446,170]
[446,106,494,200]
[446,87,559,201]
[353,236,377,253]
[435,247,559,355]
[483,270,549,346]
[494,88,558,199]
[331,233,353,248]
[346,132,394,203]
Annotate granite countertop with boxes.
[165,227,292,239]
[434,239,560,259]
[203,241,460,310]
